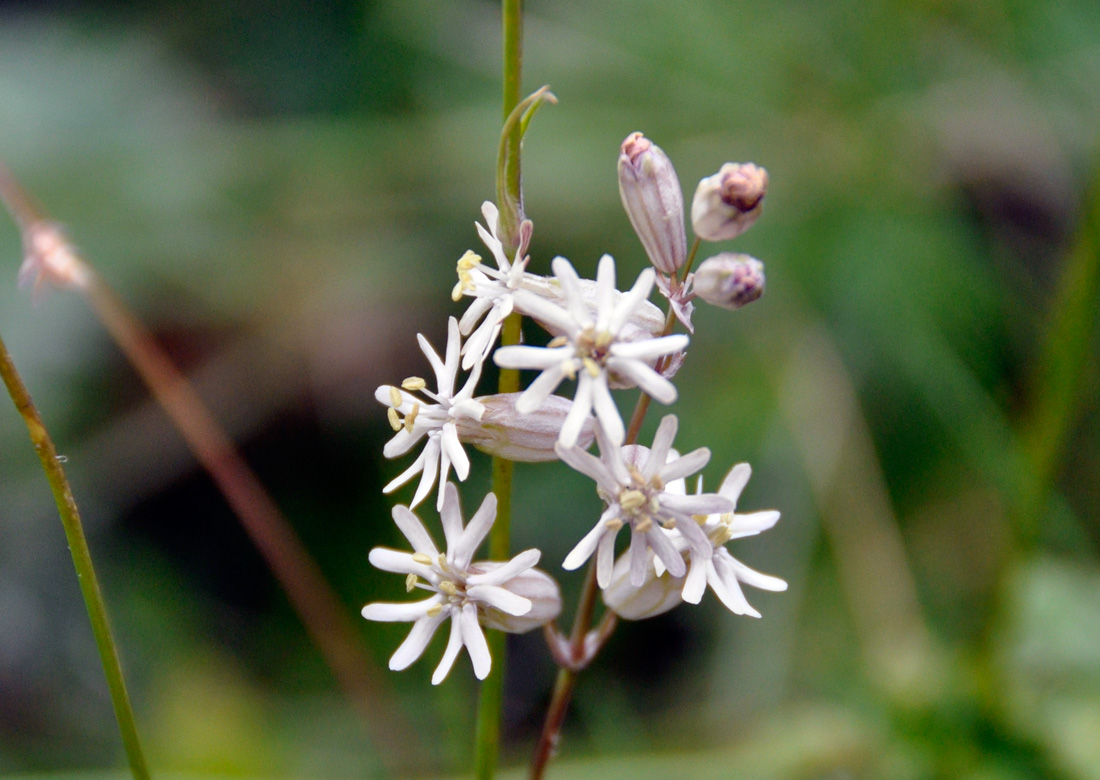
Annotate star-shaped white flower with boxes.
[673,463,787,617]
[494,255,688,447]
[555,414,731,589]
[376,317,485,511]
[452,201,535,370]
[362,484,550,684]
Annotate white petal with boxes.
[512,289,578,335]
[563,522,607,572]
[431,613,465,685]
[662,492,733,517]
[647,525,686,579]
[555,443,619,493]
[389,612,448,670]
[391,505,439,558]
[361,595,441,622]
[439,482,464,551]
[729,510,781,538]
[609,334,688,361]
[515,363,569,414]
[467,584,532,616]
[551,256,591,325]
[453,492,497,570]
[461,602,492,679]
[629,529,649,587]
[596,527,618,588]
[382,426,429,459]
[494,344,563,371]
[368,547,434,579]
[590,372,624,446]
[645,415,679,478]
[720,463,752,508]
[609,358,678,404]
[409,437,442,510]
[382,446,429,493]
[441,424,470,481]
[594,254,617,331]
[459,295,494,335]
[467,548,541,587]
[659,447,711,482]
[559,372,594,447]
[609,267,655,333]
[681,556,708,604]
[417,332,449,397]
[723,551,788,592]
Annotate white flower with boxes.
[376,317,485,511]
[674,463,787,617]
[555,414,731,588]
[494,255,688,447]
[362,483,554,684]
[452,202,535,370]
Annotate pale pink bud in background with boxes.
[691,163,768,241]
[456,393,595,461]
[618,132,687,274]
[477,564,562,633]
[601,550,683,620]
[693,253,765,310]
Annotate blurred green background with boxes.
[1,0,1099,777]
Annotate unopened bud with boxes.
[618,132,687,274]
[477,564,562,633]
[601,550,683,620]
[457,393,596,461]
[693,254,765,310]
[691,163,768,241]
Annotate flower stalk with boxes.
[0,331,151,780]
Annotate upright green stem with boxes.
[474,4,524,778]
[0,332,151,780]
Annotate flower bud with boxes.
[457,393,595,461]
[691,163,768,241]
[477,564,562,633]
[601,550,683,620]
[692,253,765,310]
[618,132,687,274]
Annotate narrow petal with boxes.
[594,254,616,331]
[461,602,492,679]
[609,267,655,333]
[467,548,541,587]
[441,424,470,481]
[659,447,711,483]
[389,612,448,670]
[439,482,464,551]
[409,437,442,510]
[720,463,752,508]
[555,443,618,492]
[467,584,532,616]
[610,334,689,361]
[453,492,498,570]
[609,358,678,404]
[551,256,591,325]
[417,333,449,396]
[661,492,733,517]
[431,613,465,685]
[391,505,439,558]
[596,527,619,588]
[729,510,781,538]
[644,415,679,478]
[723,551,788,591]
[362,595,441,622]
[382,446,429,493]
[442,317,462,393]
[494,344,564,371]
[514,362,569,414]
[590,372,624,446]
[512,289,578,335]
[629,528,649,586]
[367,547,434,579]
[382,426,429,459]
[710,559,760,617]
[559,372,594,447]
[563,522,607,571]
[459,295,494,335]
[647,525,686,579]
[681,556,708,604]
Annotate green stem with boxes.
[475,4,524,777]
[0,331,151,780]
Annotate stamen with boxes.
[438,580,458,597]
[404,403,420,433]
[582,357,601,378]
[620,489,647,512]
[661,518,677,530]
[547,335,569,348]
[635,516,653,533]
[389,386,403,407]
[457,250,482,270]
[405,574,418,592]
[387,407,402,432]
[451,280,465,302]
[402,377,427,392]
[426,604,443,618]
[648,496,661,513]
[411,552,433,565]
[651,475,665,491]
[595,331,613,349]
[562,360,577,381]
[605,517,624,531]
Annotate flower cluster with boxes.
[363,130,784,683]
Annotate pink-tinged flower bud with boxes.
[601,550,683,620]
[693,253,765,310]
[457,393,595,461]
[477,564,562,633]
[691,163,768,241]
[618,132,687,274]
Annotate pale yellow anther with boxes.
[563,361,577,381]
[404,402,420,433]
[651,475,665,491]
[605,517,624,531]
[694,514,709,525]
[387,407,402,432]
[426,604,444,618]
[401,377,427,392]
[457,250,482,270]
[389,386,403,407]
[411,552,433,565]
[595,331,613,349]
[452,280,466,302]
[405,573,418,592]
[438,553,448,568]
[583,357,601,378]
[438,580,458,597]
[547,335,569,348]
[635,517,653,533]
[648,497,661,513]
[620,489,647,512]
[662,518,677,530]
